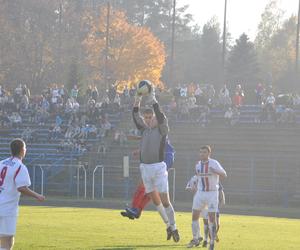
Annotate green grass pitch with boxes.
[14,206,300,250]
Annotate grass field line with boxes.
[20,196,300,219]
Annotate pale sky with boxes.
[180,0,299,40]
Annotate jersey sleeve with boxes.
[14,165,31,188]
[210,160,227,176]
[153,103,169,136]
[132,107,146,131]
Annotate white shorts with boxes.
[0,216,17,236]
[192,190,219,213]
[140,162,168,194]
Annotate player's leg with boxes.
[130,182,151,217]
[156,163,179,243]
[0,236,14,250]
[215,211,220,242]
[208,212,217,250]
[207,191,219,250]
[0,216,16,250]
[148,190,170,229]
[140,164,170,228]
[187,190,204,248]
[202,209,209,247]
[121,181,151,219]
[187,209,202,248]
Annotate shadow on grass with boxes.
[95,244,186,250]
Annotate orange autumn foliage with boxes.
[83,8,166,89]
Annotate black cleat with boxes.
[125,207,140,219]
[187,238,200,248]
[202,240,208,248]
[172,229,180,243]
[120,211,135,220]
[166,226,172,240]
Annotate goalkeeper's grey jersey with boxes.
[132,103,169,164]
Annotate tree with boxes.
[255,0,284,83]
[255,0,298,88]
[255,0,283,49]
[226,33,260,86]
[115,0,194,42]
[199,18,223,85]
[0,0,57,90]
[268,16,298,89]
[83,8,166,89]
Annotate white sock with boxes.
[209,223,216,245]
[204,224,209,241]
[156,203,169,226]
[165,204,176,230]
[192,220,200,240]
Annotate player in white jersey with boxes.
[0,139,45,250]
[186,145,227,250]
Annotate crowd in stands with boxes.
[168,82,300,126]
[0,81,300,153]
[0,83,132,154]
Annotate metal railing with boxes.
[32,165,45,195]
[92,165,104,200]
[91,165,176,202]
[77,165,87,199]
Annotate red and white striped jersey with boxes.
[0,157,31,216]
[195,158,226,192]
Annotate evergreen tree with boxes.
[226,33,260,87]
[200,18,223,85]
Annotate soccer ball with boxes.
[136,80,152,96]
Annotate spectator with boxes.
[219,84,231,108]
[198,105,210,127]
[255,83,265,104]
[91,85,99,102]
[14,84,23,102]
[41,96,50,111]
[85,85,92,100]
[108,84,116,103]
[232,84,245,108]
[276,106,295,124]
[99,115,111,138]
[20,94,29,110]
[22,84,30,98]
[70,85,79,100]
[224,106,240,126]
[180,84,188,97]
[49,124,62,140]
[21,127,35,142]
[0,85,6,97]
[8,112,22,128]
[59,84,67,101]
[232,91,243,108]
[265,92,276,113]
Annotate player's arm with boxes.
[210,161,227,179]
[185,175,198,194]
[150,89,169,135]
[15,165,45,201]
[132,96,146,131]
[153,103,169,135]
[17,186,45,201]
